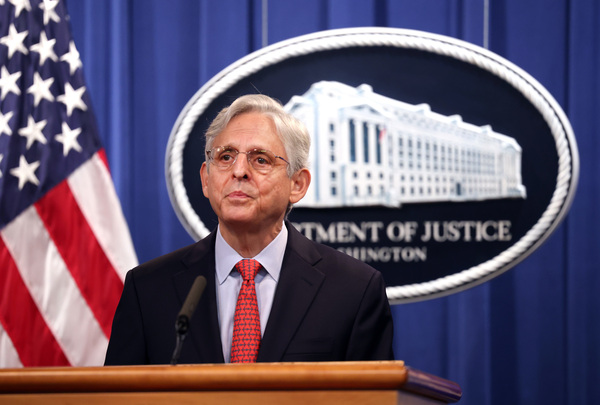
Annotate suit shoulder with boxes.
[286,223,380,281]
[312,241,379,275]
[128,234,214,280]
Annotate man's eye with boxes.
[218,152,236,162]
[252,153,272,166]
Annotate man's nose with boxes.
[231,153,251,178]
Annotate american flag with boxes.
[0,0,137,367]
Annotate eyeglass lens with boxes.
[210,147,283,172]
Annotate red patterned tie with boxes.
[230,259,262,363]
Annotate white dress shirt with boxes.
[215,224,288,363]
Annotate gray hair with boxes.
[204,94,311,177]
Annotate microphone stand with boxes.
[171,315,189,365]
[170,275,207,365]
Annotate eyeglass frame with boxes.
[206,146,290,173]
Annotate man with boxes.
[105,94,394,365]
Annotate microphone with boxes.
[171,275,207,365]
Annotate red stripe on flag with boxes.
[34,180,123,337]
[0,239,70,367]
[98,148,110,172]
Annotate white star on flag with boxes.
[8,0,31,17]
[39,0,60,25]
[57,82,87,116]
[59,41,82,75]
[0,66,21,99]
[0,110,14,136]
[30,31,58,65]
[27,72,55,107]
[0,24,29,58]
[18,115,47,149]
[9,155,40,190]
[55,121,82,156]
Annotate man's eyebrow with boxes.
[222,144,270,151]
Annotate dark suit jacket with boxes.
[104,222,394,365]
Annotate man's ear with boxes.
[200,162,209,198]
[289,168,311,204]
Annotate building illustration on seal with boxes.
[284,81,527,208]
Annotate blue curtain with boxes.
[65,1,599,404]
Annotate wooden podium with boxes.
[0,361,461,404]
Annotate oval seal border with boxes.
[165,27,579,303]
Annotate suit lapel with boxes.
[257,223,325,362]
[172,231,225,364]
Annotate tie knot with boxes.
[235,259,261,281]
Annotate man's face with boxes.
[200,112,308,234]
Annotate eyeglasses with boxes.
[206,146,289,173]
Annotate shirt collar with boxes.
[215,223,288,284]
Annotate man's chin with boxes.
[219,212,258,228]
